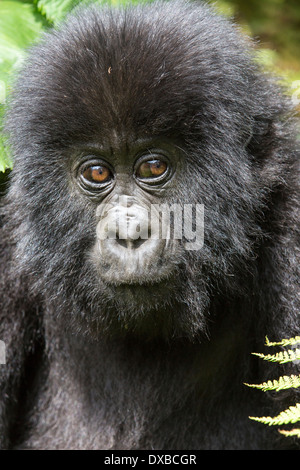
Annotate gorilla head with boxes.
[3,1,297,341]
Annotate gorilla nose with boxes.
[110,210,151,251]
[95,199,167,282]
[96,198,153,252]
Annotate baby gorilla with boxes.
[0,0,299,450]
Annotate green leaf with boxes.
[279,428,300,438]
[245,375,300,392]
[35,0,81,24]
[0,1,46,171]
[0,2,45,62]
[0,139,12,173]
[0,1,45,86]
[35,0,150,25]
[265,336,300,348]
[0,104,12,172]
[249,403,300,426]
[247,336,300,438]
[252,348,300,364]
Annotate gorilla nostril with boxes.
[132,238,147,249]
[115,237,128,249]
[115,234,148,249]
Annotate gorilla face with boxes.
[70,137,189,319]
[77,139,183,286]
[5,2,264,339]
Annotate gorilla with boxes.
[0,0,299,450]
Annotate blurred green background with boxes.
[0,0,300,174]
[214,0,300,83]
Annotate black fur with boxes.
[0,0,299,449]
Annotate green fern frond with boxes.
[279,429,300,438]
[252,348,300,364]
[249,403,300,426]
[265,336,300,347]
[245,375,300,392]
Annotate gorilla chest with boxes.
[17,334,265,450]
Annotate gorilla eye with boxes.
[81,164,112,184]
[136,160,168,179]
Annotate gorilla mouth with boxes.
[96,246,180,287]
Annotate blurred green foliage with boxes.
[211,0,300,84]
[0,0,300,171]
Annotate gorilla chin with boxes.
[83,261,208,341]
